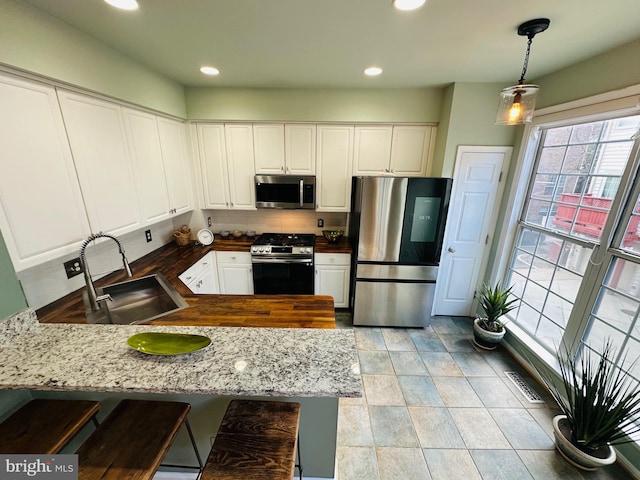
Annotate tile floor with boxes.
[334,314,633,480]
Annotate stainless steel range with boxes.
[250,233,315,295]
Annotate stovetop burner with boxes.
[250,233,315,256]
[252,233,315,247]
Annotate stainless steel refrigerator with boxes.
[349,176,452,327]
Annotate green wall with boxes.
[0,0,186,117]
[433,82,518,177]
[0,231,26,320]
[185,86,443,123]
[535,38,640,109]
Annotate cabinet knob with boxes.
[447,247,456,253]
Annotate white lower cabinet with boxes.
[216,251,254,294]
[314,253,351,308]
[179,252,219,294]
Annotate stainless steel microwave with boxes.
[255,175,315,210]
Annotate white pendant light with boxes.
[392,0,426,11]
[496,18,550,126]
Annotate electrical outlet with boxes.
[63,258,83,279]
[317,218,324,228]
[145,229,152,242]
[208,216,212,227]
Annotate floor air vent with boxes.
[504,371,545,404]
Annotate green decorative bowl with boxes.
[127,332,211,355]
[322,230,344,243]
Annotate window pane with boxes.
[583,257,640,382]
[621,195,640,255]
[524,117,640,243]
[542,292,572,328]
[506,226,594,354]
[537,316,564,351]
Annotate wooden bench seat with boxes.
[0,399,100,454]
[201,399,302,480]
[76,399,201,480]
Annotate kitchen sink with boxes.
[84,273,189,325]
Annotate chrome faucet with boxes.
[80,232,133,312]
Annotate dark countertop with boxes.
[36,236,352,328]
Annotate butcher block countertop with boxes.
[36,236,352,328]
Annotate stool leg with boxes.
[295,434,303,480]
[91,415,100,429]
[184,418,204,471]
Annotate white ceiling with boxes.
[22,0,640,89]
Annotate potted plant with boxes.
[472,282,518,350]
[541,340,640,471]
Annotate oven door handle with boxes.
[252,257,313,264]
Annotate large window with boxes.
[505,114,640,357]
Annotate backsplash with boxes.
[190,209,348,237]
[17,218,180,310]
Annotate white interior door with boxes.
[433,146,512,316]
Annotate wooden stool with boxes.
[76,399,202,480]
[0,399,100,454]
[201,399,302,480]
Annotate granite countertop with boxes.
[0,310,362,398]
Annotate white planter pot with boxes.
[472,318,505,350]
[552,415,616,471]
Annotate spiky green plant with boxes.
[548,340,640,451]
[477,282,518,332]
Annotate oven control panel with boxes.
[251,246,313,255]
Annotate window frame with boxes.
[491,91,640,366]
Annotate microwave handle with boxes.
[299,179,304,208]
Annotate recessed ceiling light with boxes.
[104,0,139,11]
[200,66,220,76]
[392,0,426,11]
[364,67,383,77]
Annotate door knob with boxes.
[447,247,456,253]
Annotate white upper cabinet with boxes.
[254,123,316,175]
[253,124,285,174]
[157,117,193,216]
[316,125,354,212]
[389,125,434,176]
[353,126,393,175]
[0,74,91,271]
[197,124,256,210]
[224,124,256,210]
[353,125,434,177]
[122,108,171,224]
[58,90,142,236]
[197,124,230,209]
[285,124,316,174]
